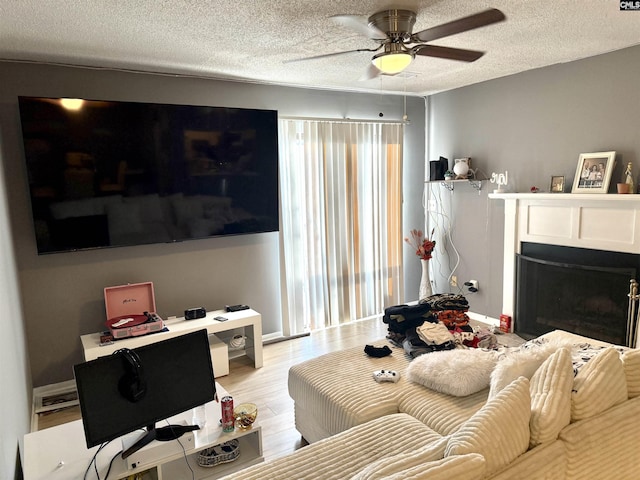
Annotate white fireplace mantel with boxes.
[489,192,640,319]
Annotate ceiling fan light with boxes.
[372,52,412,74]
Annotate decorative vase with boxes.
[419,259,433,301]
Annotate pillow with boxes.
[380,453,485,480]
[406,348,497,396]
[446,376,531,476]
[622,349,640,398]
[571,347,628,421]
[529,347,573,447]
[489,343,556,398]
[350,438,447,480]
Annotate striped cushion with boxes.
[561,396,640,479]
[445,376,531,476]
[529,347,573,447]
[571,347,628,421]
[489,441,566,480]
[288,343,411,438]
[622,348,640,398]
[398,382,488,435]
[380,453,486,480]
[351,437,447,480]
[219,413,442,480]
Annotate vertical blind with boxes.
[279,119,403,334]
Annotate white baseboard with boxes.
[467,311,500,328]
[262,331,284,343]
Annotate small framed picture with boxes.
[571,151,616,194]
[550,176,565,193]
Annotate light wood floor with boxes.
[37,318,522,464]
[216,317,389,461]
[36,317,389,463]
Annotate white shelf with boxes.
[160,427,262,480]
[426,178,486,193]
[23,383,264,480]
[81,308,263,370]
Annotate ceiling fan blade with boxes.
[413,8,506,43]
[414,45,485,62]
[330,14,387,40]
[284,48,379,64]
[359,63,382,81]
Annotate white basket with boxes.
[197,439,240,468]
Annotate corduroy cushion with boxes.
[380,453,486,480]
[350,438,448,480]
[622,348,640,398]
[571,347,628,421]
[529,347,573,447]
[220,413,442,480]
[489,343,556,399]
[445,376,531,475]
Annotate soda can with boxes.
[221,395,235,432]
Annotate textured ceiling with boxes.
[1,0,640,96]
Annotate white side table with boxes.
[23,383,263,480]
[81,308,263,375]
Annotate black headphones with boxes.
[114,348,146,402]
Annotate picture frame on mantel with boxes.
[550,175,565,193]
[571,151,616,194]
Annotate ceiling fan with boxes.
[288,8,506,79]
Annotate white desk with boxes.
[80,308,263,370]
[23,384,263,480]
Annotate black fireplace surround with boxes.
[515,242,640,346]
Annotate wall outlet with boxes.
[450,275,458,287]
[466,280,479,292]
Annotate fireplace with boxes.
[489,192,640,347]
[515,242,637,345]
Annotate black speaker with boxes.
[115,348,146,402]
[429,156,450,181]
[439,156,449,176]
[429,160,444,181]
[185,307,206,320]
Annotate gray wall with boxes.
[0,123,30,480]
[428,44,640,319]
[0,62,425,390]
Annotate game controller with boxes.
[373,369,400,383]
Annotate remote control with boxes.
[226,304,250,312]
[214,316,228,322]
[373,369,400,383]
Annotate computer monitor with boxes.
[73,329,216,458]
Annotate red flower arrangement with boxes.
[404,229,436,260]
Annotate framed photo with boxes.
[550,175,565,193]
[571,151,616,194]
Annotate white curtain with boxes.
[279,119,403,335]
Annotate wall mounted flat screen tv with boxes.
[18,96,279,254]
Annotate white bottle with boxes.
[192,405,206,428]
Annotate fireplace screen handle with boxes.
[627,279,639,348]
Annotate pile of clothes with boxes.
[383,294,497,358]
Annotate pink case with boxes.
[104,282,164,339]
[104,282,158,319]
